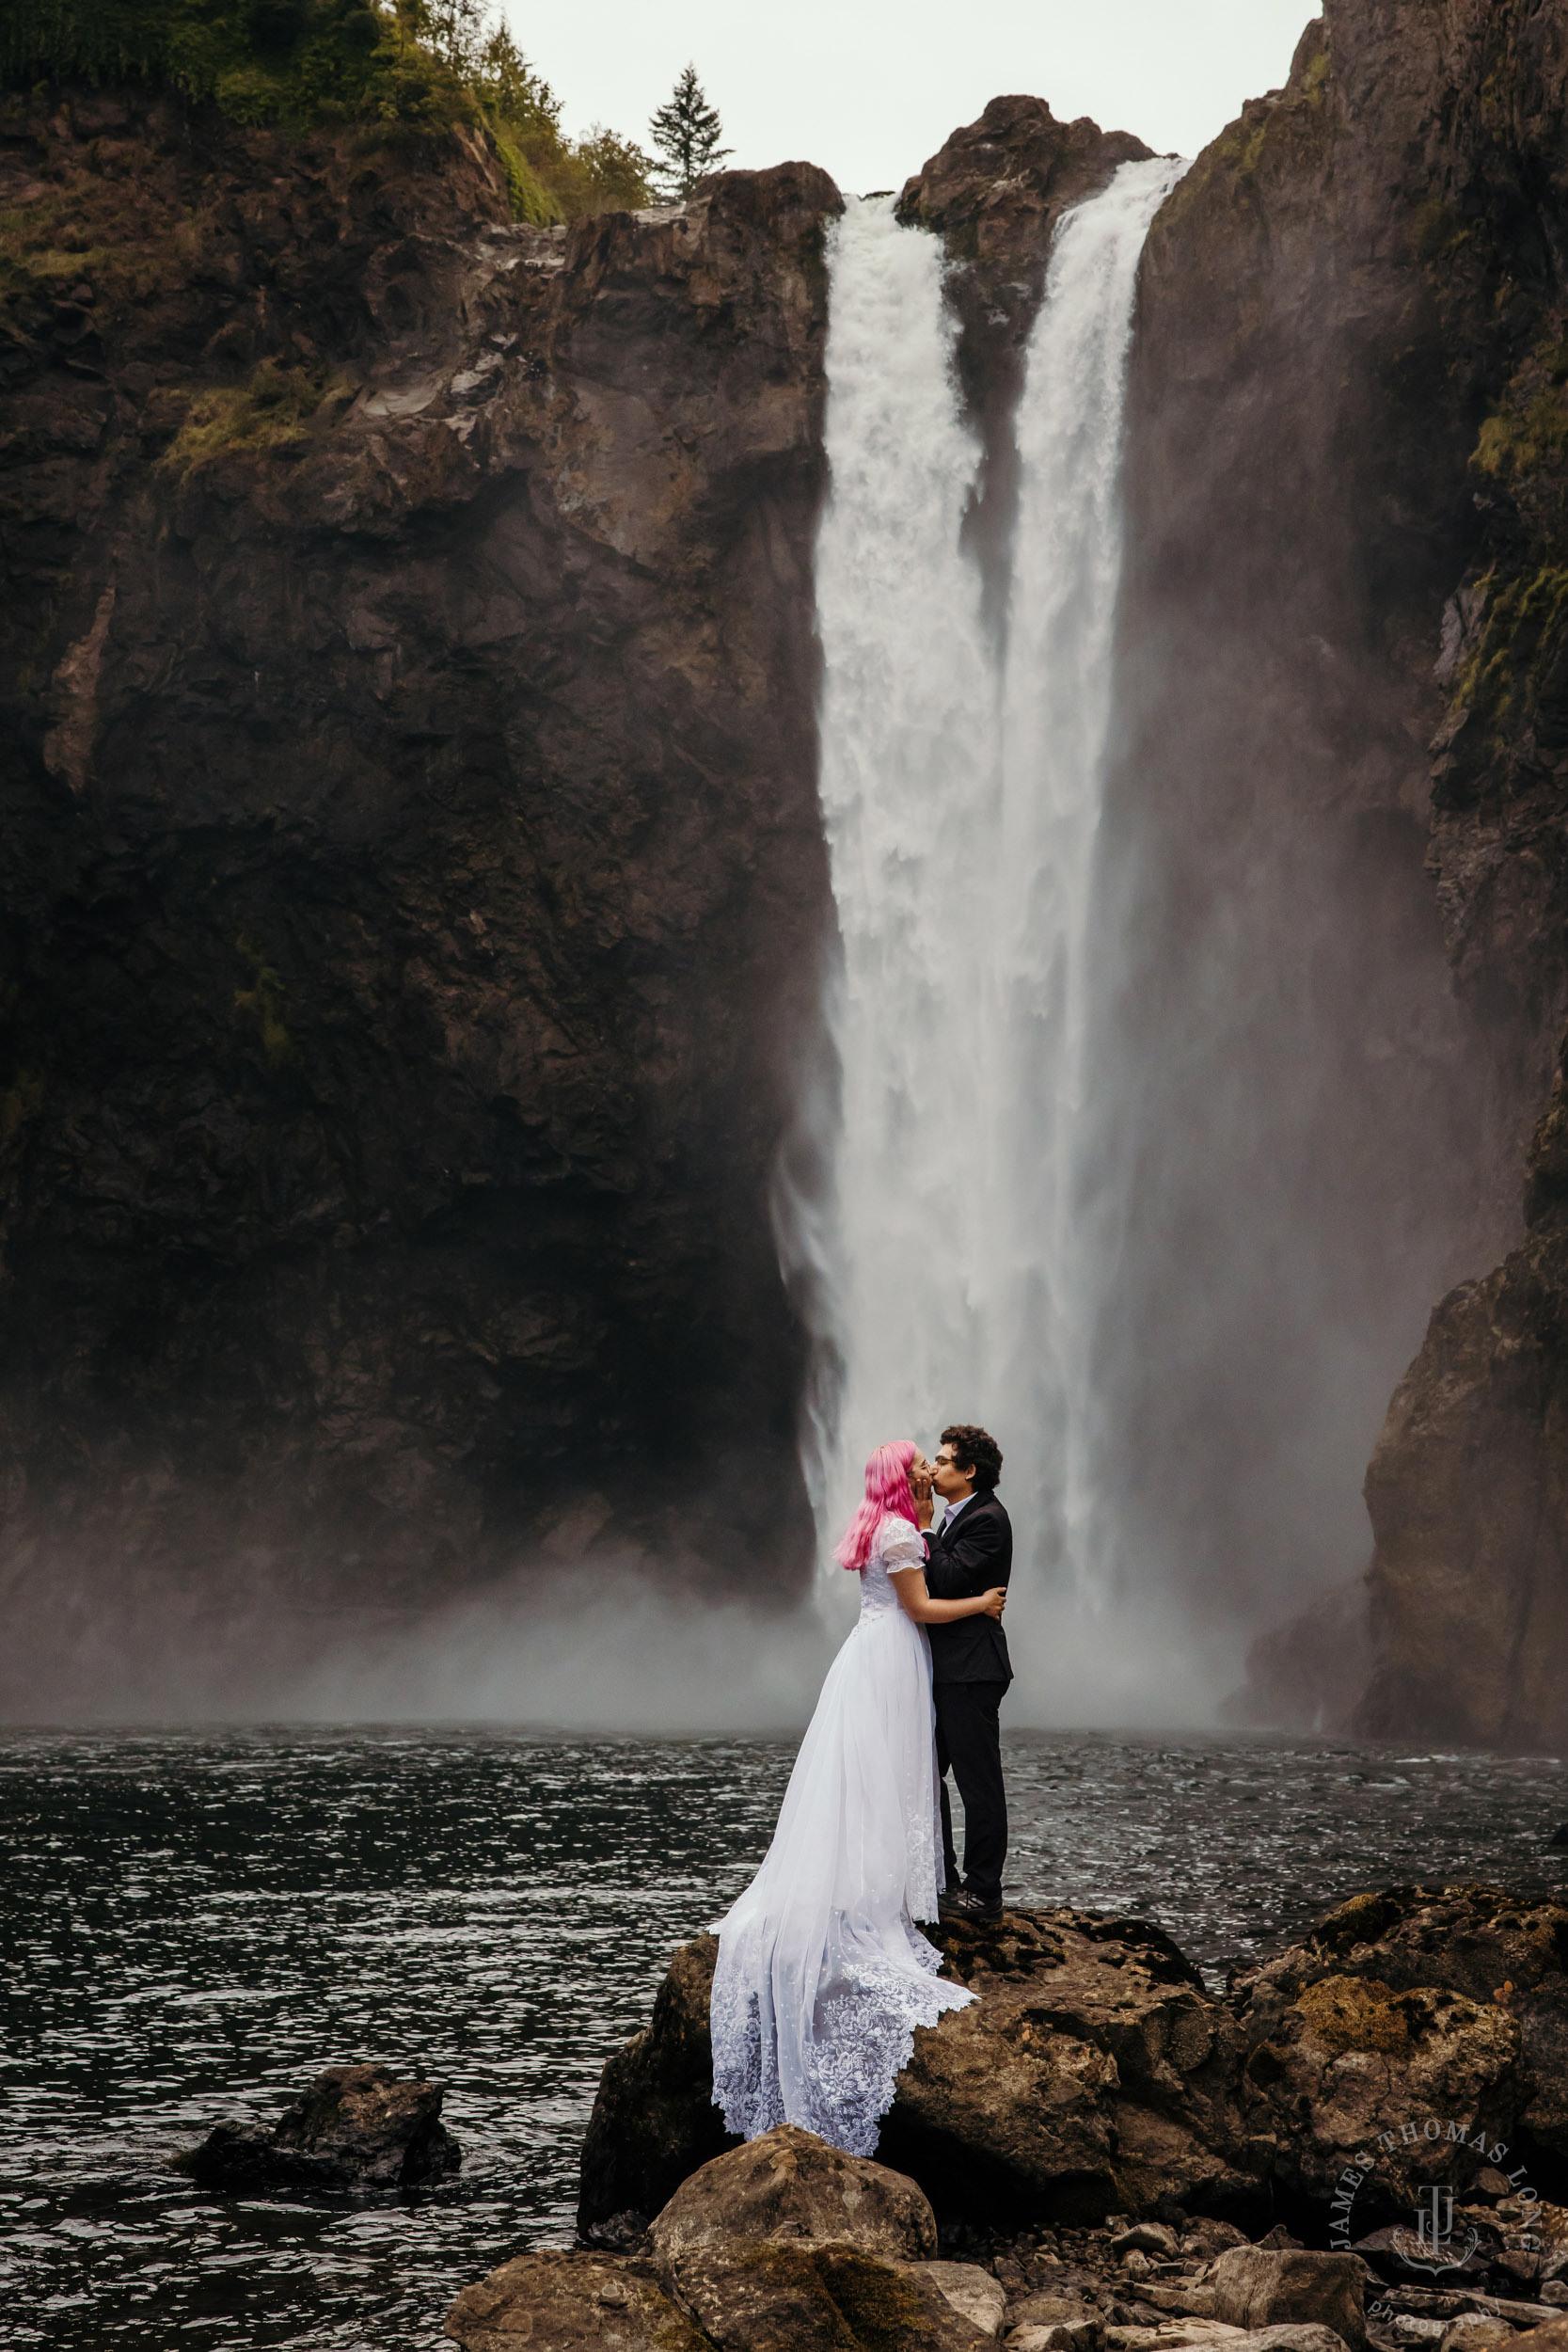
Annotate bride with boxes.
[709,1438,1008,2157]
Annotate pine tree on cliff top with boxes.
[648,64,731,201]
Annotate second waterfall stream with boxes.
[793,158,1193,1712]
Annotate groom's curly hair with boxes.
[942,1423,1002,1491]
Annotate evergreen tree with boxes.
[419,0,489,82]
[473,19,560,139]
[648,63,730,201]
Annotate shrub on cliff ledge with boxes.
[0,0,451,130]
[0,0,652,219]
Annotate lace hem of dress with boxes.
[710,1929,973,2159]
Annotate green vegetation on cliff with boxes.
[1432,323,1568,779]
[0,0,651,219]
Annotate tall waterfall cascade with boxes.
[789,159,1203,1718]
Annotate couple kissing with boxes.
[708,1422,1013,2161]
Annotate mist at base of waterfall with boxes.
[64,1576,1235,1734]
[0,1527,1240,1731]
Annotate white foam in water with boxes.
[785,162,1206,1721]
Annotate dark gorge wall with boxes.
[1115,1,1568,1741]
[10,12,1568,1737]
[0,86,840,1709]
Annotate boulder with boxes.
[1211,2331,1354,2352]
[904,2260,1007,2337]
[1230,1962,1528,2217]
[1438,2325,1516,2352]
[1230,1887,1568,2165]
[1006,2292,1106,2347]
[182,2062,460,2193]
[1514,2329,1568,2352]
[443,2250,708,2350]
[578,1936,738,2235]
[1207,2249,1366,2349]
[648,2127,937,2265]
[665,2239,993,2350]
[875,1908,1264,2225]
[1115,2225,1183,2258]
[580,1908,1264,2233]
[1185,2224,1253,2259]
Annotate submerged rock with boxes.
[182,2062,460,2193]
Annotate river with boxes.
[3,1726,1563,2348]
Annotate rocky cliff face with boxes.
[1354,7,1568,1749]
[896,96,1151,624]
[9,11,1568,1735]
[0,85,841,1708]
[1110,3,1568,1737]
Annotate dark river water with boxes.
[2,1726,1565,2349]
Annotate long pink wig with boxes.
[833,1439,919,1570]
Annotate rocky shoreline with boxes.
[442,1884,1568,2351]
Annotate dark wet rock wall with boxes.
[1107,3,1568,1740]
[0,86,841,1707]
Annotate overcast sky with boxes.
[509,0,1320,195]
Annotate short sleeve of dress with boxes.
[877,1518,925,1572]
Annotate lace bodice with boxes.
[858,1514,925,1616]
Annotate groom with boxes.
[915,1423,1011,1925]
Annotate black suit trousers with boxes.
[933,1679,1008,1904]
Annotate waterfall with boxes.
[791,160,1191,1699]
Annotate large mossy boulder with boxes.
[663,2239,993,2352]
[576,1885,1568,2244]
[578,1908,1264,2233]
[443,2251,710,2351]
[1229,1886,1568,2165]
[648,2125,937,2264]
[1228,1886,1568,2222]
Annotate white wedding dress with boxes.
[708,1512,976,2156]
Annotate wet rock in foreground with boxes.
[579,1907,1260,2233]
[578,1885,1568,2249]
[182,2062,460,2193]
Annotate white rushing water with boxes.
[791,160,1196,1710]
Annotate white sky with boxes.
[508,0,1321,194]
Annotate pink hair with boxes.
[834,1440,919,1570]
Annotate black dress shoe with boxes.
[939,1887,1004,1924]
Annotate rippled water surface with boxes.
[2,1727,1564,2348]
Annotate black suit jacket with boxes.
[922,1492,1012,1686]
